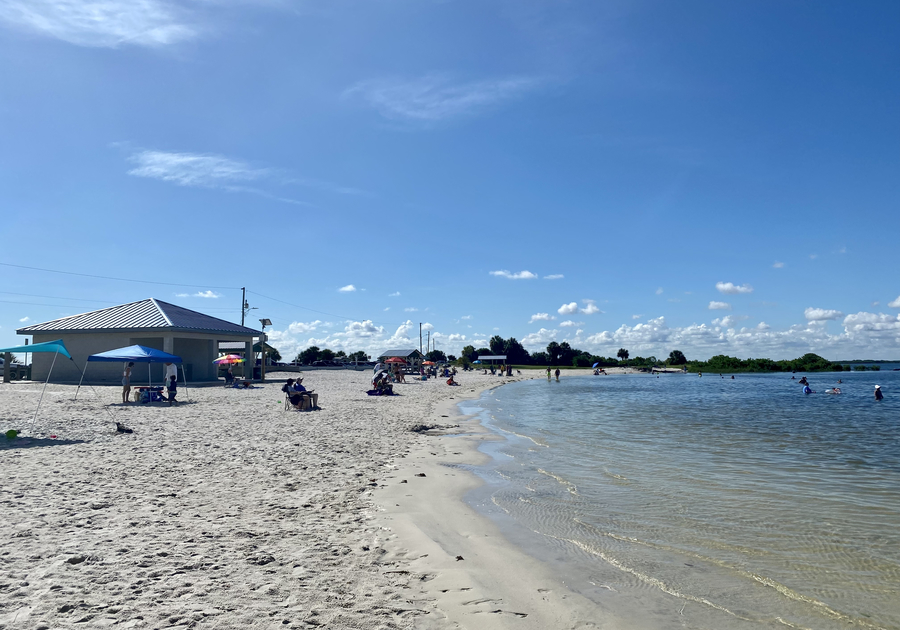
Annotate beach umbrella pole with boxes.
[73,361,89,401]
[29,348,59,434]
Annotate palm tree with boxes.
[617,348,629,364]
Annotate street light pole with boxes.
[259,318,272,381]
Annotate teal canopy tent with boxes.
[0,339,73,432]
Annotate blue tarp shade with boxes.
[87,345,182,363]
[0,339,71,359]
[76,344,188,404]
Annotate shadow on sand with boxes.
[1,437,87,450]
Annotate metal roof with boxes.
[477,355,507,360]
[378,348,424,358]
[17,299,260,336]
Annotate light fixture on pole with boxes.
[259,318,272,381]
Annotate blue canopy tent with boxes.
[75,345,188,402]
[0,339,73,431]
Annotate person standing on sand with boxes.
[122,362,134,403]
[875,385,883,401]
[547,366,551,380]
[555,368,560,381]
[166,375,178,405]
[164,362,177,386]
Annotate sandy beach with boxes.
[1,368,610,629]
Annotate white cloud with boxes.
[344,74,542,122]
[126,149,311,205]
[0,0,196,48]
[757,322,770,330]
[389,291,400,297]
[715,282,753,295]
[558,302,578,315]
[383,307,390,311]
[543,274,564,280]
[490,270,538,280]
[656,287,664,295]
[888,296,900,308]
[175,290,221,299]
[580,299,602,315]
[810,254,818,260]
[338,285,357,292]
[773,261,785,269]
[129,150,268,187]
[404,307,418,312]
[842,312,900,335]
[805,307,844,322]
[18,316,29,322]
[712,315,748,328]
[521,327,559,348]
[529,313,555,323]
[460,315,472,320]
[559,320,582,328]
[709,301,731,310]
[632,314,643,320]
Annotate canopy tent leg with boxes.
[29,348,59,434]
[180,364,189,402]
[73,361,89,401]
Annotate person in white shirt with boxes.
[164,362,178,384]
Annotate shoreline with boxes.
[373,370,632,629]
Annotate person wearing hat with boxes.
[292,376,319,409]
[875,385,883,401]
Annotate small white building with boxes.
[17,298,261,383]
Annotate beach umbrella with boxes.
[473,360,481,364]
[384,357,407,364]
[592,362,600,368]
[213,354,245,365]
[423,361,435,365]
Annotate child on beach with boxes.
[166,375,178,405]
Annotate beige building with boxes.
[17,299,261,383]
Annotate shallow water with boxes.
[460,370,900,629]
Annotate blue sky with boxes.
[1,0,898,361]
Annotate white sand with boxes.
[1,368,613,629]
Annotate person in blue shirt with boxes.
[292,377,319,409]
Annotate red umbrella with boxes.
[384,357,407,364]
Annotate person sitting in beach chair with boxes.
[292,377,318,410]
[282,378,310,410]
[224,365,234,386]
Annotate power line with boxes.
[0,261,240,290]
[0,298,110,309]
[0,291,119,304]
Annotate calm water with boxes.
[460,370,900,630]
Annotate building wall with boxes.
[29,332,254,383]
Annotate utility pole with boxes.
[419,323,423,355]
[426,331,430,356]
[241,287,246,326]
